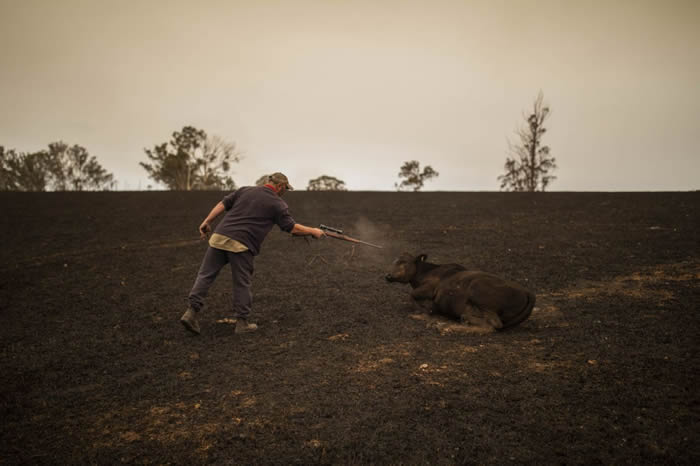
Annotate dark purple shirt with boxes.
[214,186,296,256]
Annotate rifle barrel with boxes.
[324,230,383,249]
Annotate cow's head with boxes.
[385,253,427,283]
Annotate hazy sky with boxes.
[1,0,698,191]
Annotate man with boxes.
[180,172,324,335]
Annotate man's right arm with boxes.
[291,224,325,239]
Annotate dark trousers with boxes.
[188,246,255,319]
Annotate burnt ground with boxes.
[0,191,698,464]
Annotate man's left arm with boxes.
[199,202,225,239]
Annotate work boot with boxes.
[235,318,258,334]
[180,308,200,335]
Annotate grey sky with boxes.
[1,0,698,191]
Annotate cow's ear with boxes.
[417,254,427,262]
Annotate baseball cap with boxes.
[268,172,294,190]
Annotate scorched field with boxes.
[1,191,698,464]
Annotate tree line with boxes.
[1,92,555,192]
[0,143,115,191]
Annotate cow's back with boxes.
[416,263,466,291]
[448,270,534,328]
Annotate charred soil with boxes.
[1,191,698,464]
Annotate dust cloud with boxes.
[350,216,413,267]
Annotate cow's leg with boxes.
[433,289,466,319]
[410,285,435,312]
[460,303,503,330]
[462,278,505,329]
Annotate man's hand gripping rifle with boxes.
[319,224,383,249]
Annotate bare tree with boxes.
[194,136,238,190]
[395,160,439,191]
[307,175,347,191]
[141,126,240,190]
[498,91,556,192]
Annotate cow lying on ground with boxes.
[385,253,535,330]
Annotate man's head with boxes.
[268,172,294,196]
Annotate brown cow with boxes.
[385,253,535,330]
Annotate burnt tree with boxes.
[498,91,556,192]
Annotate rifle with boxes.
[320,224,383,249]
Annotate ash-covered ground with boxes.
[1,191,698,464]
